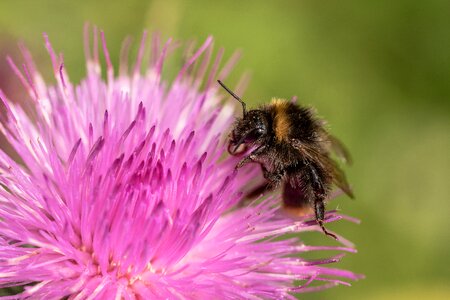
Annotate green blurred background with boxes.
[0,0,449,299]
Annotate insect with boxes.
[218,80,353,239]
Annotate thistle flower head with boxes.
[0,26,361,299]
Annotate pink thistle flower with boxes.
[0,26,361,299]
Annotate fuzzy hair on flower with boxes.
[0,25,361,299]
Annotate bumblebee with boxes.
[218,80,353,239]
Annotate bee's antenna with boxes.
[217,80,247,116]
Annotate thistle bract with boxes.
[0,27,361,299]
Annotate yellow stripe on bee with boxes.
[271,98,291,141]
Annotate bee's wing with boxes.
[321,131,353,165]
[292,139,354,199]
[327,135,352,165]
[327,156,354,199]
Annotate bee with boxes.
[218,80,353,239]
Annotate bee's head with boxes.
[217,80,269,155]
[228,110,269,155]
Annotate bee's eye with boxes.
[244,128,265,142]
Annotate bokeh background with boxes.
[0,0,449,299]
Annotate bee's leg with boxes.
[245,165,272,198]
[236,145,267,169]
[307,164,338,239]
[314,199,337,239]
[236,156,253,169]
